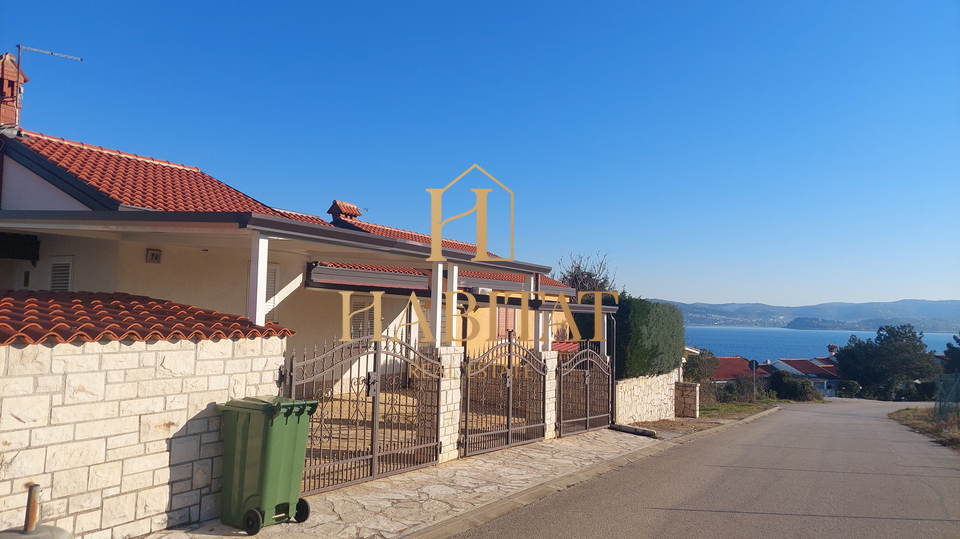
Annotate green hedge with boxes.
[615,296,684,379]
[575,294,684,379]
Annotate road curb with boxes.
[403,406,781,538]
[668,405,782,445]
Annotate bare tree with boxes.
[553,251,617,299]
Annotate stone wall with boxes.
[0,336,285,539]
[675,382,700,418]
[614,368,680,424]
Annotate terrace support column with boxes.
[529,273,543,349]
[600,312,608,356]
[446,263,459,346]
[437,346,464,463]
[543,350,559,439]
[247,231,269,326]
[430,261,444,345]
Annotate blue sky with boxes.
[3,1,958,305]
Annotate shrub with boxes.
[716,375,770,403]
[769,371,818,401]
[837,380,861,398]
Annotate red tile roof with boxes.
[552,341,581,352]
[326,199,496,255]
[820,364,839,376]
[712,356,773,381]
[779,359,839,378]
[314,261,426,275]
[312,262,568,288]
[15,131,332,226]
[459,270,568,288]
[0,289,293,345]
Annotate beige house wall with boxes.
[0,335,286,539]
[5,233,416,353]
[3,233,119,293]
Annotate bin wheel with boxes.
[295,498,310,523]
[243,509,263,535]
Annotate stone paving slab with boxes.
[145,429,662,539]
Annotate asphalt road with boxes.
[453,399,960,539]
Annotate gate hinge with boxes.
[437,440,442,454]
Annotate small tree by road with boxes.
[836,324,942,400]
[943,333,960,374]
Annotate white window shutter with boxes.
[351,297,376,339]
[264,265,279,323]
[50,257,73,292]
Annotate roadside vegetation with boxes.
[889,408,960,450]
[685,348,821,404]
[835,325,948,401]
[556,252,685,379]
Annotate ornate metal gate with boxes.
[290,337,441,495]
[460,334,546,456]
[557,346,612,437]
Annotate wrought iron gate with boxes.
[460,334,546,456]
[557,347,612,437]
[290,337,441,495]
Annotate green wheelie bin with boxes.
[218,396,318,535]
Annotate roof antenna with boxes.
[15,44,83,126]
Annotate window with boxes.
[497,307,516,339]
[350,295,377,339]
[49,256,73,291]
[264,264,279,323]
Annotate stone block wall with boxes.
[614,368,680,424]
[0,336,286,539]
[675,382,700,418]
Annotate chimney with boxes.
[827,344,838,357]
[0,52,28,126]
[326,200,364,221]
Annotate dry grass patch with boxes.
[632,402,774,439]
[889,407,960,450]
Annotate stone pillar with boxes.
[437,346,463,463]
[675,381,700,418]
[543,350,559,440]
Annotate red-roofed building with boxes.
[0,55,596,353]
[771,358,841,397]
[711,356,774,382]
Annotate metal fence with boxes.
[934,373,959,419]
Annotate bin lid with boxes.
[217,396,318,415]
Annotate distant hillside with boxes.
[651,299,960,333]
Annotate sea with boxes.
[683,326,958,362]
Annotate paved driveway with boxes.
[454,399,960,539]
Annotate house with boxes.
[770,358,840,397]
[0,52,633,537]
[0,52,597,355]
[711,356,774,383]
[810,344,839,366]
